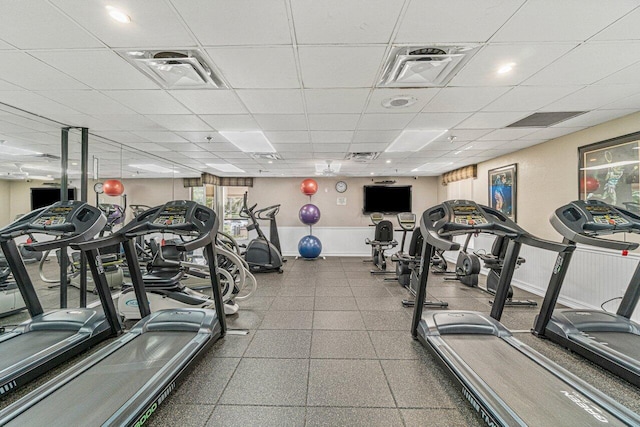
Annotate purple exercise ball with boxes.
[299,203,321,225]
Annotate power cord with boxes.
[600,296,622,312]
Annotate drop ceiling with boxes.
[0,0,639,179]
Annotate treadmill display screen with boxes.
[33,206,73,226]
[153,205,188,226]
[452,205,488,225]
[585,205,629,226]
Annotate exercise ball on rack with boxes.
[299,203,321,225]
[301,178,318,196]
[103,179,125,197]
[298,235,322,259]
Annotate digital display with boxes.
[153,205,188,226]
[451,204,488,225]
[586,205,613,214]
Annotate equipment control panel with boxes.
[33,205,73,226]
[585,204,629,226]
[452,204,489,226]
[153,204,188,226]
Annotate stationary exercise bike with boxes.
[240,192,284,273]
[364,213,397,274]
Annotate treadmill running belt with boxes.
[6,331,196,427]
[584,331,640,357]
[0,331,77,372]
[444,335,628,427]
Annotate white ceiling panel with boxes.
[130,131,187,143]
[541,85,640,111]
[254,115,308,131]
[274,143,312,152]
[519,127,586,140]
[313,143,350,152]
[493,0,637,42]
[451,43,577,86]
[37,90,135,115]
[52,0,196,48]
[409,113,472,129]
[0,79,21,91]
[199,115,259,131]
[601,92,640,110]
[352,130,400,143]
[554,109,636,128]
[291,0,403,44]
[0,91,81,117]
[478,128,538,141]
[423,87,511,113]
[237,90,304,114]
[366,89,439,114]
[207,47,299,89]
[30,50,158,90]
[298,46,386,88]
[358,113,415,130]
[525,42,640,85]
[310,131,353,143]
[456,112,527,129]
[106,90,190,115]
[125,142,172,151]
[592,7,640,41]
[145,115,212,131]
[597,61,640,85]
[175,132,224,144]
[0,1,101,49]
[169,90,247,115]
[348,143,390,152]
[396,0,523,43]
[432,129,493,143]
[463,140,512,150]
[264,131,310,143]
[90,114,163,131]
[171,0,291,46]
[305,89,370,113]
[0,52,87,90]
[484,86,581,112]
[308,114,360,130]
[93,131,151,144]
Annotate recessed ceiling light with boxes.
[207,163,246,173]
[370,172,375,175]
[382,96,418,109]
[386,160,391,163]
[454,151,462,155]
[268,160,273,164]
[497,63,516,74]
[219,131,276,153]
[385,130,448,152]
[129,164,173,173]
[71,162,78,166]
[106,5,131,23]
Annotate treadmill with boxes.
[0,201,112,396]
[411,200,640,426]
[0,200,227,426]
[533,199,640,388]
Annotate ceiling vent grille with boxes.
[250,152,282,160]
[506,112,587,128]
[378,46,478,88]
[118,49,227,89]
[345,152,380,162]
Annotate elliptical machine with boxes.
[364,213,397,274]
[241,192,284,273]
[255,204,284,258]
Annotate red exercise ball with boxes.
[103,179,125,197]
[301,178,318,196]
[580,176,599,193]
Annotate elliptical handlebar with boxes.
[255,204,280,219]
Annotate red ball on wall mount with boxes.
[301,178,318,196]
[103,179,125,197]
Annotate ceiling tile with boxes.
[93,131,151,143]
[310,131,353,143]
[0,0,101,49]
[305,89,370,113]
[199,115,259,131]
[348,143,390,152]
[554,109,636,128]
[396,0,523,43]
[451,43,577,86]
[484,86,581,112]
[519,127,585,140]
[130,131,187,143]
[90,114,163,131]
[30,50,158,90]
[176,132,226,144]
[409,112,472,129]
[434,129,493,142]
[358,113,415,130]
[313,143,349,152]
[37,90,136,115]
[308,114,360,130]
[0,79,21,91]
[423,87,510,113]
[0,52,88,90]
[592,7,640,41]
[353,130,400,143]
[525,42,640,85]
[207,47,299,89]
[596,61,640,85]
[237,89,304,114]
[298,46,386,88]
[540,85,640,111]
[145,115,212,131]
[254,115,308,131]
[456,112,527,129]
[463,140,512,150]
[478,128,538,141]
[171,0,291,45]
[291,0,403,44]
[493,0,637,42]
[366,88,439,114]
[0,91,81,117]
[264,131,310,143]
[52,0,196,48]
[126,142,172,151]
[168,90,247,115]
[274,143,312,152]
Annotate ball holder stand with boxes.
[296,179,325,261]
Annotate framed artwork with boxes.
[578,132,640,212]
[488,164,517,221]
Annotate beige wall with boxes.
[246,176,439,227]
[439,111,640,240]
[0,180,10,225]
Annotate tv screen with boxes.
[31,188,77,210]
[363,185,412,214]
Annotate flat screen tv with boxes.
[31,188,77,210]
[363,185,412,214]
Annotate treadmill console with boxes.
[152,204,188,226]
[32,205,74,227]
[451,203,489,226]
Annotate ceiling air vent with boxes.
[119,49,227,89]
[345,152,380,162]
[506,112,587,128]
[250,153,282,160]
[378,46,478,88]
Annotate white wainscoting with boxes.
[443,234,640,322]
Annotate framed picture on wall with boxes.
[488,164,517,221]
[578,132,640,212]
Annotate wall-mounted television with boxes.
[31,188,77,210]
[363,185,412,214]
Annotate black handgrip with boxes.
[32,223,76,233]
